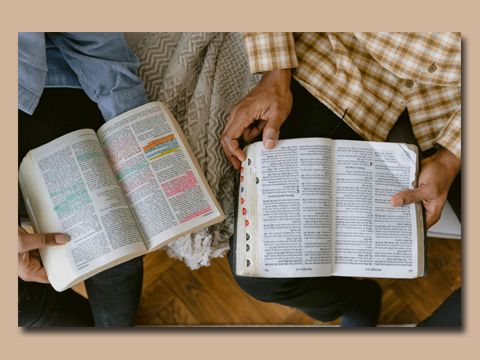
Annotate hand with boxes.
[18,226,69,283]
[391,148,461,228]
[221,69,293,169]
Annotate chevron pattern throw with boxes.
[134,32,260,269]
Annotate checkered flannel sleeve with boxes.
[434,105,461,159]
[243,32,298,73]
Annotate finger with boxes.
[243,120,267,142]
[221,136,242,170]
[262,108,286,150]
[18,252,49,283]
[221,141,241,170]
[221,135,242,170]
[223,109,257,161]
[18,231,69,253]
[425,204,443,229]
[425,212,439,229]
[229,138,247,163]
[390,185,431,207]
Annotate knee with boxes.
[89,256,143,285]
[232,274,308,303]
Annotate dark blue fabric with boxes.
[229,80,379,325]
[18,89,143,327]
[18,278,94,327]
[18,257,143,327]
[18,32,148,120]
[229,79,461,326]
[418,288,461,327]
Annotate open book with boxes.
[19,102,224,291]
[235,138,425,279]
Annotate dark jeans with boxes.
[228,79,461,322]
[18,89,143,327]
[418,288,461,327]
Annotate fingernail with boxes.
[265,139,277,149]
[55,234,70,244]
[391,197,403,207]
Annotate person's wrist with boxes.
[432,147,461,179]
[261,69,291,90]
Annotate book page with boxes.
[19,129,147,291]
[97,102,224,251]
[251,138,333,277]
[333,140,422,278]
[235,145,260,276]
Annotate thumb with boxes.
[262,111,286,150]
[18,230,70,253]
[391,185,429,207]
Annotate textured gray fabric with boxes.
[134,32,260,269]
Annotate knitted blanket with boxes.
[134,32,259,269]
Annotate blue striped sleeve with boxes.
[46,32,149,120]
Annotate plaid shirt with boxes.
[243,32,461,159]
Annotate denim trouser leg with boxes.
[18,256,143,327]
[228,79,461,323]
[18,278,94,327]
[19,89,144,327]
[228,79,366,321]
[228,242,360,322]
[85,257,144,327]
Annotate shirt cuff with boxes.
[243,32,298,74]
[434,105,461,160]
[97,83,149,121]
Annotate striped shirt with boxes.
[243,32,461,159]
[18,32,148,121]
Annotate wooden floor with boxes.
[127,237,460,326]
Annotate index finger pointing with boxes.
[391,185,430,207]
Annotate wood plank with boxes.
[36,224,462,325]
[92,237,460,326]
[379,287,418,324]
[142,249,179,288]
[159,260,239,324]
[156,298,201,325]
[72,281,88,298]
[282,310,322,325]
[136,277,175,325]
[216,257,312,323]
[189,257,275,324]
[399,239,459,319]
[428,238,462,286]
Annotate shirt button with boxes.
[428,63,437,73]
[406,80,415,89]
